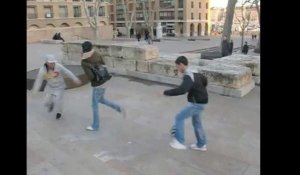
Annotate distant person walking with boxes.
[242,42,249,54]
[229,40,234,55]
[221,36,230,57]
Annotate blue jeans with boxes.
[174,102,206,147]
[91,87,121,129]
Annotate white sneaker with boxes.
[190,144,207,151]
[169,138,187,150]
[119,106,126,118]
[86,126,97,131]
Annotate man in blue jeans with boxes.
[81,41,126,131]
[163,56,208,151]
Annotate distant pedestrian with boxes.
[242,42,249,54]
[221,36,230,57]
[229,40,234,55]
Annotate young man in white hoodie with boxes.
[163,56,208,151]
[32,54,81,119]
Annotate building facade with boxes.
[27,0,112,42]
[108,0,211,37]
[210,5,260,35]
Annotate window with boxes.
[128,4,133,11]
[110,14,114,21]
[73,6,81,17]
[136,12,143,20]
[191,13,193,20]
[159,0,175,9]
[117,13,125,21]
[98,6,105,16]
[191,1,193,8]
[136,3,143,10]
[59,6,68,18]
[178,0,183,8]
[199,2,201,8]
[206,2,208,9]
[199,13,201,20]
[88,6,94,16]
[116,23,125,27]
[44,6,53,18]
[27,6,37,19]
[178,11,183,20]
[159,11,174,20]
[206,13,208,19]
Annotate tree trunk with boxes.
[254,33,260,53]
[254,0,260,53]
[241,29,244,50]
[126,26,131,38]
[222,0,238,41]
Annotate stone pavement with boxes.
[27,37,260,175]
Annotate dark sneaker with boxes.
[48,102,54,112]
[56,113,62,119]
[169,126,176,137]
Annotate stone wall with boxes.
[27,26,113,43]
[61,42,256,97]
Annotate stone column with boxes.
[156,22,163,39]
[201,23,205,36]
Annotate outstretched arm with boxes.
[163,75,193,96]
[32,67,46,94]
[57,63,81,84]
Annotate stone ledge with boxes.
[40,39,63,44]
[107,69,254,98]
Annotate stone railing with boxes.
[61,42,257,97]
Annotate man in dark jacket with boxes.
[221,36,230,57]
[229,40,234,55]
[163,56,208,151]
[81,41,126,131]
[242,42,249,54]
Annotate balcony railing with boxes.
[45,13,54,18]
[27,14,37,19]
[160,16,175,20]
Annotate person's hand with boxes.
[161,90,166,96]
[75,80,82,86]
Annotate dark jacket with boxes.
[81,50,108,87]
[229,42,233,54]
[221,40,230,56]
[164,68,208,104]
[242,44,249,54]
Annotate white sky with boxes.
[211,0,228,7]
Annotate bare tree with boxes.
[141,0,156,37]
[120,0,136,37]
[253,0,260,53]
[82,0,103,40]
[222,0,238,42]
[235,0,254,50]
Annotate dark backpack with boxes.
[91,64,112,81]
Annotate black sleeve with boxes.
[164,75,193,96]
